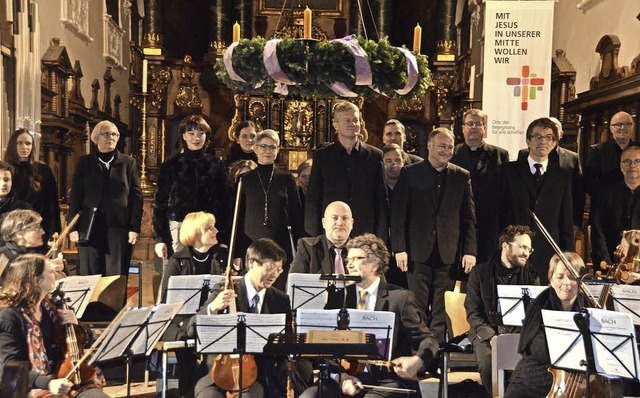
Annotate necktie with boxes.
[358,290,368,310]
[533,163,543,188]
[249,294,260,313]
[334,247,345,275]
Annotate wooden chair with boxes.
[491,333,521,398]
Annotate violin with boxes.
[341,359,395,376]
[51,289,98,386]
[529,212,624,398]
[612,230,640,284]
[210,177,259,397]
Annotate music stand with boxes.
[497,285,547,326]
[166,275,242,314]
[89,303,183,397]
[610,285,640,325]
[56,274,102,318]
[542,308,640,397]
[195,313,287,397]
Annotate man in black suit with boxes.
[499,118,574,284]
[590,146,640,266]
[585,111,637,196]
[464,225,540,394]
[518,117,585,234]
[391,128,477,343]
[290,201,353,275]
[192,238,310,398]
[305,102,388,240]
[301,233,439,398]
[452,109,510,263]
[382,119,423,164]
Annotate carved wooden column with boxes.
[207,0,233,59]
[143,0,163,51]
[431,0,457,128]
[235,0,253,39]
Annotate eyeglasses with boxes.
[384,159,404,165]
[264,263,284,275]
[611,122,633,129]
[463,122,484,128]
[256,144,277,152]
[621,159,640,167]
[21,224,42,232]
[100,132,119,139]
[346,256,367,263]
[508,242,534,254]
[530,134,555,142]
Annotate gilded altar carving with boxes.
[284,100,314,148]
[175,55,202,109]
[150,66,172,109]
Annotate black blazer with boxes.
[290,234,344,275]
[333,281,438,366]
[403,152,423,165]
[391,161,477,264]
[305,141,388,239]
[452,142,510,261]
[584,140,637,196]
[67,151,143,232]
[518,146,585,227]
[499,159,574,283]
[589,180,640,265]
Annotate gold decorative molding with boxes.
[284,100,314,148]
[143,33,163,49]
[228,94,246,141]
[150,66,172,109]
[211,40,226,57]
[175,55,203,109]
[432,71,455,118]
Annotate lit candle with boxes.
[413,23,422,53]
[469,65,475,100]
[233,21,240,43]
[142,59,148,93]
[303,7,312,39]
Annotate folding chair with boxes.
[491,333,521,398]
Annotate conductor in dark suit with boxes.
[301,234,439,398]
[590,146,640,265]
[499,118,574,284]
[305,101,388,240]
[518,117,585,233]
[452,109,510,263]
[391,128,477,343]
[192,238,310,398]
[584,111,637,196]
[290,201,353,275]
[68,120,143,276]
[382,119,423,164]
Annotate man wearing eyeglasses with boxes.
[590,146,640,266]
[452,109,510,263]
[585,111,637,196]
[499,118,574,284]
[464,225,539,395]
[382,119,423,164]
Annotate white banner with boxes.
[483,1,554,159]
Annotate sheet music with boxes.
[610,285,640,325]
[296,309,395,360]
[286,273,330,310]
[166,275,241,314]
[588,308,640,380]
[196,313,287,354]
[56,275,102,318]
[542,309,585,371]
[497,285,547,326]
[130,302,184,356]
[91,307,154,363]
[584,283,604,302]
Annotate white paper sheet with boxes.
[91,307,154,363]
[588,308,639,379]
[610,285,640,325]
[286,273,330,310]
[166,275,241,314]
[130,302,184,356]
[542,309,585,371]
[195,313,287,354]
[56,275,102,318]
[497,285,548,326]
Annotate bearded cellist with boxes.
[0,254,107,397]
[188,238,312,398]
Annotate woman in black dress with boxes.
[153,115,229,260]
[4,129,60,247]
[0,162,32,221]
[504,252,589,398]
[237,129,303,290]
[225,120,257,167]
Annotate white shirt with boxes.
[527,156,548,175]
[244,275,266,313]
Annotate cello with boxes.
[529,211,624,398]
[209,177,259,397]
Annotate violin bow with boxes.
[529,210,601,308]
[46,213,81,258]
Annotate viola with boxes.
[51,289,98,386]
[210,177,259,397]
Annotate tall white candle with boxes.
[142,59,148,93]
[469,64,476,100]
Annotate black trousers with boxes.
[78,226,131,276]
[407,247,455,343]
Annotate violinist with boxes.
[302,233,439,398]
[504,252,589,398]
[189,238,311,398]
[158,211,227,396]
[0,254,107,397]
